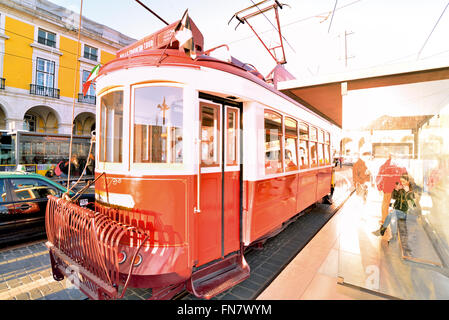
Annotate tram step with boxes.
[187,253,250,299]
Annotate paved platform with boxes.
[258,184,449,300]
[398,215,442,267]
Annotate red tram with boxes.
[45,16,336,300]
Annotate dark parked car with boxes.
[0,171,95,247]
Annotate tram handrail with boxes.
[195,137,201,213]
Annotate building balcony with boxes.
[78,93,96,105]
[0,78,5,90]
[30,84,60,99]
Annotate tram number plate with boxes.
[80,199,88,207]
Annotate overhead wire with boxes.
[0,26,104,59]
[327,0,338,33]
[417,1,449,59]
[229,0,363,45]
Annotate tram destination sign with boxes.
[117,19,204,58]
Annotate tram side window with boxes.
[310,143,318,167]
[325,132,330,165]
[100,90,123,163]
[318,143,325,166]
[134,86,183,164]
[318,129,324,166]
[310,127,318,167]
[299,122,309,169]
[264,110,283,174]
[284,117,298,172]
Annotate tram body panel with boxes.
[317,167,333,199]
[196,171,222,265]
[223,170,241,255]
[243,174,297,243]
[94,173,194,284]
[297,170,318,212]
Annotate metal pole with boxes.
[67,0,84,188]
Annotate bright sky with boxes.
[49,0,449,79]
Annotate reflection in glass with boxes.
[227,109,238,166]
[310,142,317,167]
[100,90,123,163]
[318,143,324,166]
[336,80,449,299]
[134,87,183,164]
[310,127,317,141]
[285,117,298,171]
[299,140,309,169]
[299,122,309,140]
[201,105,220,166]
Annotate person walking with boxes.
[373,174,416,241]
[352,153,370,203]
[375,154,407,224]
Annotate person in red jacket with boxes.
[375,154,407,223]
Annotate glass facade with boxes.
[0,132,92,176]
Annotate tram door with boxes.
[197,99,241,266]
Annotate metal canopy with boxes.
[278,61,449,128]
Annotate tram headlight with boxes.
[117,251,127,264]
[133,253,143,267]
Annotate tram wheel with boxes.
[322,193,333,205]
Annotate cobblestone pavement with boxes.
[0,241,87,300]
[0,166,353,300]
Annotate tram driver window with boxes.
[310,127,318,167]
[133,86,183,164]
[264,110,283,175]
[100,90,123,163]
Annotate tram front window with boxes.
[133,86,183,164]
[100,90,123,163]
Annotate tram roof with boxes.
[278,59,449,129]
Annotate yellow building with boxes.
[0,0,134,173]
